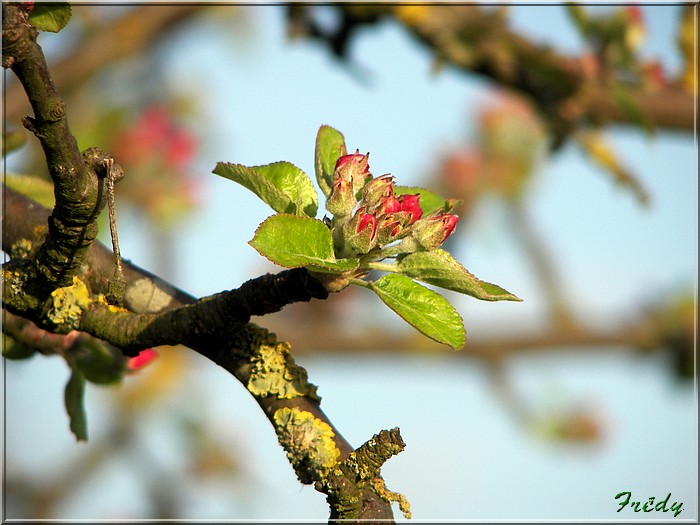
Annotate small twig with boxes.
[104,158,126,305]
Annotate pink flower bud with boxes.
[397,194,423,224]
[377,194,401,215]
[375,214,403,245]
[127,348,159,371]
[438,213,459,243]
[410,212,459,250]
[362,174,394,209]
[342,208,378,254]
[357,213,378,235]
[335,150,371,194]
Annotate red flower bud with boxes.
[397,194,423,224]
[362,174,394,209]
[437,213,459,243]
[410,212,459,250]
[127,348,159,371]
[377,194,401,215]
[342,208,378,254]
[335,150,371,194]
[357,213,378,235]
[375,214,403,245]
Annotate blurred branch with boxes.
[288,4,695,145]
[507,200,577,330]
[4,4,206,125]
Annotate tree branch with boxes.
[3,4,401,515]
[2,187,398,520]
[2,4,107,301]
[288,5,694,139]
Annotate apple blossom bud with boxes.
[342,208,378,254]
[362,174,394,209]
[335,150,371,194]
[410,212,459,250]
[376,194,402,215]
[397,194,423,224]
[375,214,403,245]
[326,176,357,217]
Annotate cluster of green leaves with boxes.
[214,126,520,349]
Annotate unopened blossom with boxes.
[397,194,423,224]
[411,212,459,250]
[375,214,404,245]
[342,208,379,254]
[335,150,371,194]
[326,175,357,217]
[362,174,394,209]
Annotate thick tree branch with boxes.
[2,186,398,520]
[3,3,400,512]
[2,4,107,300]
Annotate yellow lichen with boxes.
[273,407,341,484]
[370,477,412,520]
[97,294,129,313]
[47,276,92,328]
[247,341,320,401]
[9,238,33,259]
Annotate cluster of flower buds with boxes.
[327,152,459,257]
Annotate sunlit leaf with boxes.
[252,161,318,217]
[368,273,465,349]
[213,162,292,214]
[397,249,521,301]
[250,214,358,273]
[28,3,72,33]
[315,125,347,198]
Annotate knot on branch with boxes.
[2,3,36,68]
[316,427,411,521]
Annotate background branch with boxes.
[4,4,207,125]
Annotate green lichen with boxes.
[47,275,92,328]
[273,407,341,484]
[9,238,34,259]
[247,340,320,401]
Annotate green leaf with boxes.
[64,366,88,441]
[4,173,55,208]
[214,162,292,214]
[3,130,27,156]
[252,162,318,217]
[315,125,347,198]
[2,334,36,360]
[250,214,358,273]
[74,339,125,385]
[368,274,466,350]
[394,186,460,215]
[397,249,521,301]
[28,3,72,33]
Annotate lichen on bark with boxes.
[247,339,321,401]
[273,407,341,484]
